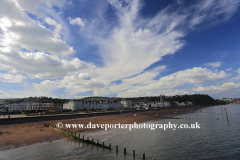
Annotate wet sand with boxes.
[0,106,205,151]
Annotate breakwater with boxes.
[55,127,111,149]
[55,127,148,159]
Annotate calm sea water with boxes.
[0,104,240,160]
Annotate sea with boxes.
[0,104,239,160]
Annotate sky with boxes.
[0,0,240,99]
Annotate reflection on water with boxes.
[0,104,240,160]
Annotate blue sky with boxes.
[0,0,240,99]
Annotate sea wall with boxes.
[0,110,146,125]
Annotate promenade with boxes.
[0,110,141,125]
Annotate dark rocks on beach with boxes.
[44,123,50,127]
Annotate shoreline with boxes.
[0,106,207,151]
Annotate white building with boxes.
[108,102,123,110]
[62,100,123,111]
[8,103,20,112]
[174,101,193,106]
[83,101,123,110]
[1,101,62,112]
[3,102,28,112]
[120,100,132,109]
[41,102,56,110]
[164,101,171,107]
[18,102,28,111]
[82,101,100,110]
[150,101,171,108]
[27,102,37,110]
[63,100,83,111]
[7,102,56,112]
[178,102,186,106]
[150,102,163,108]
[26,102,54,110]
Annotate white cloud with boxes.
[45,17,63,38]
[68,17,85,27]
[93,66,166,96]
[225,68,232,71]
[0,51,94,79]
[13,0,73,18]
[1,88,59,99]
[0,73,27,83]
[0,90,11,98]
[235,68,240,74]
[117,89,192,98]
[32,80,62,95]
[0,0,74,57]
[32,73,109,96]
[28,65,165,97]
[138,67,230,92]
[193,82,240,92]
[90,0,187,82]
[0,0,88,80]
[222,68,240,82]
[163,67,228,83]
[94,67,230,97]
[204,61,221,68]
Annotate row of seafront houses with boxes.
[63,100,128,111]
[0,100,133,113]
[63,100,193,111]
[0,101,62,113]
[0,98,193,113]
[132,95,193,109]
[130,101,193,109]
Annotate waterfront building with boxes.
[150,101,171,108]
[108,102,123,110]
[173,101,193,106]
[64,100,123,111]
[120,99,132,109]
[63,100,83,111]
[164,101,171,107]
[17,102,28,111]
[178,102,186,106]
[8,103,20,112]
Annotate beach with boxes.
[0,106,205,151]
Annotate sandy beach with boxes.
[0,106,205,151]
